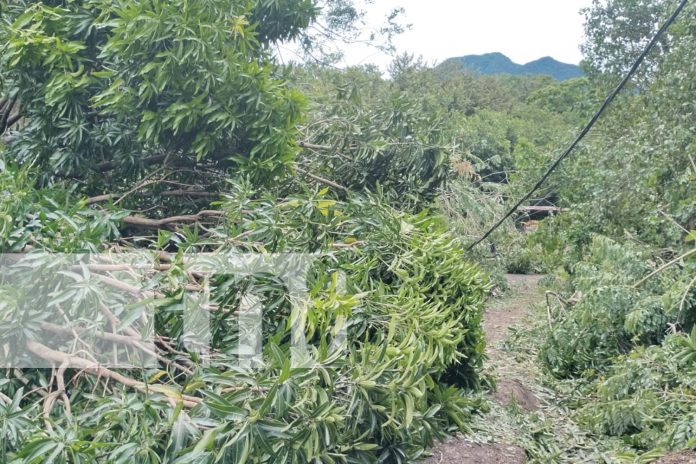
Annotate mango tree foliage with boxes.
[0,2,495,462]
[0,0,313,187]
[581,0,676,85]
[0,179,491,462]
[293,65,451,210]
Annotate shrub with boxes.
[0,189,490,463]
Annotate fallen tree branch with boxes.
[86,193,120,204]
[295,166,349,193]
[86,189,218,205]
[160,189,218,198]
[297,141,332,150]
[633,248,696,289]
[94,274,160,298]
[26,340,201,408]
[40,321,194,375]
[331,240,366,248]
[545,291,567,329]
[114,169,167,206]
[122,210,224,229]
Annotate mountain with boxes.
[439,52,584,80]
[520,56,584,80]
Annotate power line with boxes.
[466,0,690,252]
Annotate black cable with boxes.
[466,0,690,252]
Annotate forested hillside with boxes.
[439,53,584,81]
[0,0,694,462]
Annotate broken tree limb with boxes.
[633,248,696,289]
[295,166,349,193]
[160,189,218,198]
[39,321,194,375]
[86,194,120,205]
[86,190,218,205]
[94,274,161,298]
[122,210,224,229]
[25,340,201,407]
[297,141,332,150]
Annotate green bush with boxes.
[579,328,696,451]
[538,236,691,379]
[0,188,490,463]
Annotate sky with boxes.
[332,0,595,69]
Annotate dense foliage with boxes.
[0,183,491,462]
[526,0,696,458]
[0,1,500,463]
[439,52,584,81]
[2,0,695,461]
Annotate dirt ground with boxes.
[425,440,527,464]
[655,451,696,464]
[423,274,542,464]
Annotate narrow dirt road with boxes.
[424,274,543,464]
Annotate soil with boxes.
[423,274,543,464]
[425,440,527,464]
[492,379,539,412]
[655,451,696,464]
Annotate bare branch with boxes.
[295,166,349,193]
[298,141,332,150]
[160,189,218,198]
[25,340,201,408]
[122,210,224,229]
[633,248,696,289]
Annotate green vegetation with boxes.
[0,0,694,462]
[439,53,584,81]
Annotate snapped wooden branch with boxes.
[26,340,201,408]
[297,140,332,150]
[122,210,224,229]
[544,290,581,329]
[40,321,194,375]
[87,190,218,204]
[633,248,696,289]
[295,166,349,193]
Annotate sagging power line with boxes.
[466,0,690,252]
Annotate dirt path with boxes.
[424,274,543,464]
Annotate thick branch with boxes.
[86,194,120,204]
[40,321,194,375]
[160,190,218,198]
[5,113,21,129]
[94,274,160,298]
[122,210,224,229]
[26,340,200,407]
[87,190,217,205]
[298,141,332,150]
[295,166,349,193]
[0,93,19,131]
